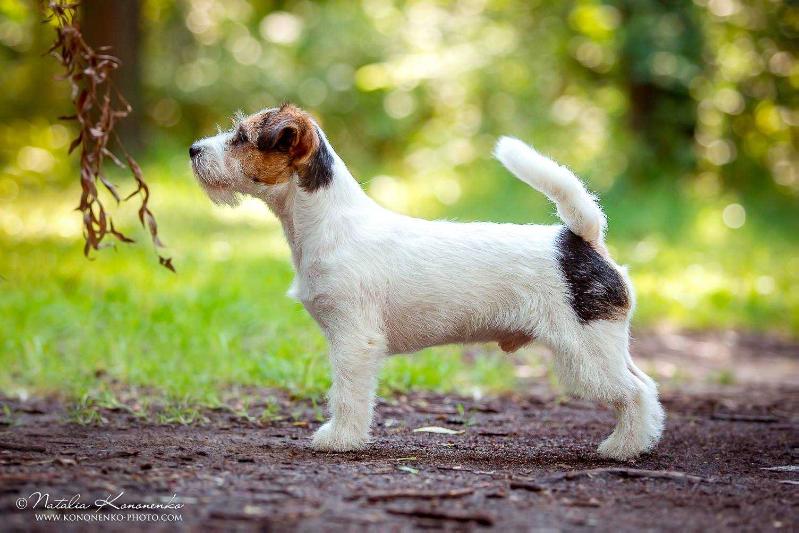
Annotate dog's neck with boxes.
[261,139,379,272]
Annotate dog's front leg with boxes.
[311,337,385,451]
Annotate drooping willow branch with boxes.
[46,1,174,271]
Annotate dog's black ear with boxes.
[298,127,333,191]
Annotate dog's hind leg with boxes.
[311,332,386,452]
[549,322,665,460]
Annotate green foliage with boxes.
[2,1,796,197]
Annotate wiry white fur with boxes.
[494,137,607,250]
[190,117,665,460]
[191,132,247,207]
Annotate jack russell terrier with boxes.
[189,103,665,460]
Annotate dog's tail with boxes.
[494,136,606,249]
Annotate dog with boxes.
[189,103,665,460]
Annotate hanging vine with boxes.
[46,1,174,271]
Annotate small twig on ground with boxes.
[469,404,501,413]
[761,465,799,472]
[562,497,602,507]
[365,487,476,502]
[546,467,709,483]
[436,465,496,475]
[436,465,471,472]
[508,468,710,493]
[97,450,140,460]
[711,413,779,423]
[385,507,494,526]
[509,480,547,492]
[0,441,47,453]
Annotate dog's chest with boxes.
[287,260,348,326]
[287,266,324,306]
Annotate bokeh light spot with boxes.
[17,146,55,173]
[260,12,303,44]
[722,203,746,229]
[384,90,415,119]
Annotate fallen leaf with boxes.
[412,426,464,435]
[244,505,268,516]
[397,465,420,475]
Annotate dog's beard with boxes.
[192,159,243,207]
[202,183,241,207]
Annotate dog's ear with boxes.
[255,104,333,191]
[256,105,316,165]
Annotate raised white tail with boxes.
[494,136,607,248]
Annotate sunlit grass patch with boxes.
[0,153,796,411]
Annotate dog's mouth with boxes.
[191,160,228,190]
[189,149,242,207]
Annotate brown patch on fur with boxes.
[498,332,534,353]
[233,146,294,185]
[228,104,321,185]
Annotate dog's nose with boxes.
[189,144,201,158]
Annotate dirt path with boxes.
[1,384,797,531]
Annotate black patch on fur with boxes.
[556,227,630,322]
[298,127,334,192]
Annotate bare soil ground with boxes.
[1,331,797,532]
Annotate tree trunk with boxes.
[81,0,143,152]
[614,0,701,181]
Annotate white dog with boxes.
[190,103,665,460]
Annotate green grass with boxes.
[1,147,797,411]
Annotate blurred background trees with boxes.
[1,0,795,199]
[0,0,797,339]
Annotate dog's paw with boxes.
[311,421,369,452]
[598,436,634,460]
[597,432,652,460]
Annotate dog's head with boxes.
[189,103,333,206]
